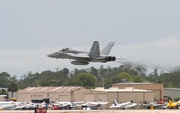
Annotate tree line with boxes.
[1,64,180,98]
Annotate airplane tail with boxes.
[89,41,100,57]
[113,99,118,106]
[100,42,114,55]
[168,99,173,105]
[166,99,173,108]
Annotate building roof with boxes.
[0,88,7,90]
[113,82,157,85]
[164,88,180,91]
[92,87,152,92]
[18,86,84,93]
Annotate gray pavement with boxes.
[0,110,179,113]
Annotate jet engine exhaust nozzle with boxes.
[105,56,116,61]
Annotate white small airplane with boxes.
[109,99,137,109]
[53,101,84,110]
[80,100,109,110]
[19,101,47,110]
[47,41,125,65]
[0,101,21,110]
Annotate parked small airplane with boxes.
[109,99,137,109]
[0,101,24,110]
[47,41,125,65]
[142,101,167,109]
[166,99,180,109]
[80,100,109,110]
[53,101,84,110]
[140,98,168,109]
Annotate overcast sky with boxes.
[1,0,180,78]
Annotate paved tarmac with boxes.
[0,110,179,113]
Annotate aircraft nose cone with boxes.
[47,53,54,58]
[47,52,59,58]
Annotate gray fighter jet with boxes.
[47,41,124,65]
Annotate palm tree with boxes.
[8,82,18,98]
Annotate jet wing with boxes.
[66,53,90,59]
[51,52,90,60]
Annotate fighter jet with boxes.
[47,41,124,65]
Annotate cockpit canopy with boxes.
[61,48,70,51]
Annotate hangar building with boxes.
[164,88,180,101]
[74,87,154,109]
[17,86,154,109]
[17,86,85,102]
[112,83,163,100]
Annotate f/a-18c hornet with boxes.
[47,41,125,65]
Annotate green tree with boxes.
[132,75,144,83]
[8,82,18,98]
[9,75,18,83]
[0,72,11,87]
[61,68,69,79]
[75,72,97,89]
[158,72,180,88]
[147,69,159,83]
[89,67,99,80]
[111,72,133,83]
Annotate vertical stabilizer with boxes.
[169,99,172,104]
[167,99,173,108]
[100,42,114,55]
[169,100,172,105]
[113,99,118,106]
[89,41,100,57]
